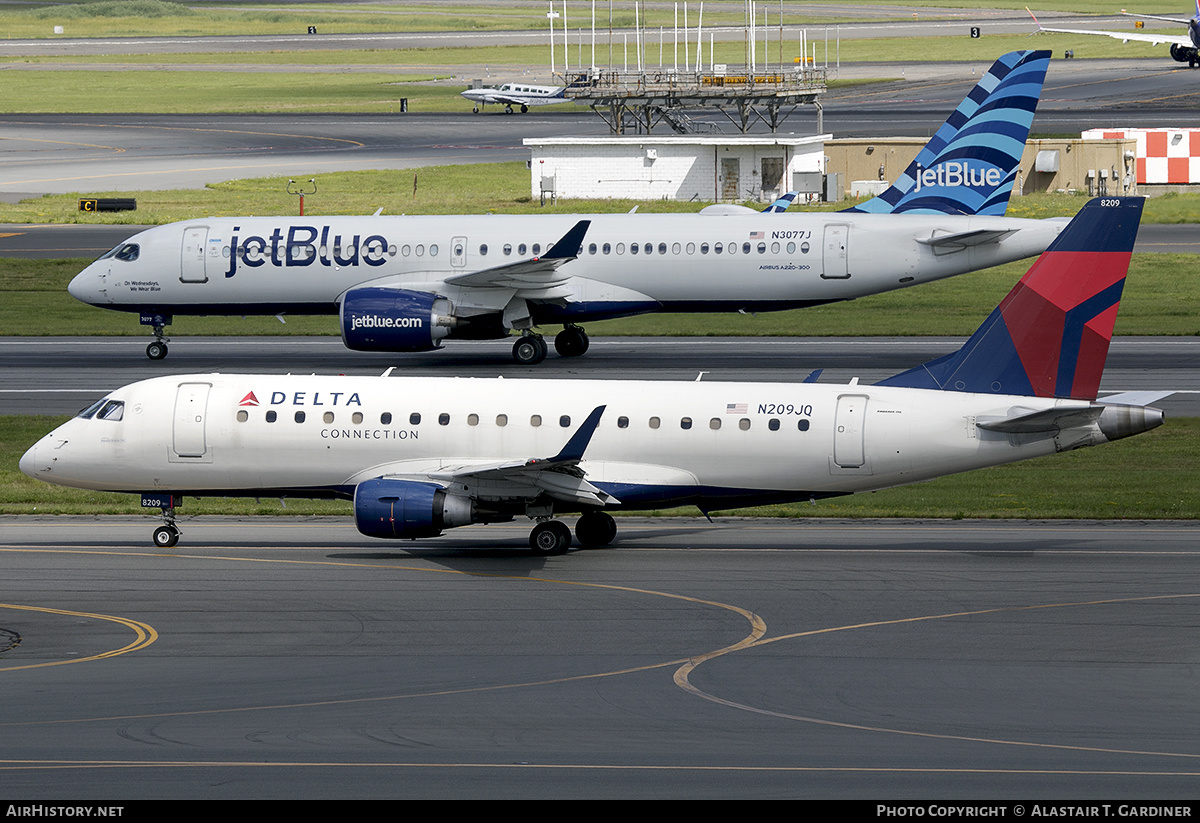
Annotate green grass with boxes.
[4,414,1195,518]
[5,165,1200,226]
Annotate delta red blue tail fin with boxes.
[878,197,1143,400]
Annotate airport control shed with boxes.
[524,135,830,204]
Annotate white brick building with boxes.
[524,135,829,203]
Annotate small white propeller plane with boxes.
[460,82,566,113]
[22,198,1167,555]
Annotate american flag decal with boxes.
[749,231,764,240]
[726,403,747,414]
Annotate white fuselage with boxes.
[21,373,1118,512]
[69,212,1064,328]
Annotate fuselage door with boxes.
[833,393,868,468]
[822,224,850,279]
[181,227,208,283]
[451,236,467,268]
[172,382,212,460]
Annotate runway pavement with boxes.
[3,336,1197,417]
[3,515,1199,798]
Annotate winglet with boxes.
[538,405,606,464]
[878,197,1144,400]
[540,219,591,261]
[843,50,1050,216]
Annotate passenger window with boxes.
[603,243,612,254]
[381,412,392,424]
[743,242,752,254]
[659,243,667,255]
[700,243,709,254]
[266,410,277,423]
[496,414,508,427]
[739,418,751,431]
[617,416,629,428]
[504,244,513,256]
[479,244,488,256]
[588,243,597,254]
[532,244,540,255]
[401,245,411,256]
[798,419,810,432]
[559,415,571,427]
[709,418,721,430]
[294,411,305,423]
[631,243,639,255]
[530,415,542,427]
[616,243,625,254]
[352,412,363,424]
[768,418,780,431]
[409,412,421,425]
[439,413,450,425]
[644,243,652,255]
[648,417,660,429]
[518,243,527,255]
[237,410,249,423]
[757,242,766,254]
[680,417,692,430]
[323,412,335,424]
[468,414,479,426]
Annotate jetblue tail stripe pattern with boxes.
[846,50,1050,216]
[878,198,1144,399]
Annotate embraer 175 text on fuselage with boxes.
[24,198,1166,555]
[68,51,1056,365]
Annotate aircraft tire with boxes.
[530,520,572,555]
[146,341,168,360]
[554,326,590,357]
[472,106,479,113]
[521,104,529,113]
[575,511,617,548]
[153,525,179,548]
[512,335,547,365]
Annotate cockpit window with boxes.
[96,243,139,262]
[96,401,124,421]
[76,398,108,419]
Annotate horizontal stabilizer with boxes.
[977,405,1100,434]
[917,228,1015,250]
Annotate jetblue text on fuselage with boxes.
[912,162,1005,193]
[225,226,390,278]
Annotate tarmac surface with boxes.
[3,516,1200,798]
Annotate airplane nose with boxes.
[18,440,41,479]
[68,265,103,304]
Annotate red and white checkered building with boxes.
[1083,128,1200,185]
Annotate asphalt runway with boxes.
[3,516,1199,798]
[4,336,1197,417]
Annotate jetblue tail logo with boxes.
[846,50,1050,216]
[878,198,1144,400]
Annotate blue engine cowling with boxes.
[340,287,455,352]
[353,478,476,539]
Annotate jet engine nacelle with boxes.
[353,478,476,539]
[340,287,455,352]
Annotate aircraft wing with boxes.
[399,406,619,507]
[444,219,590,289]
[1028,8,1191,46]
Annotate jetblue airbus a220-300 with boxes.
[24,198,1166,554]
[69,51,1056,365]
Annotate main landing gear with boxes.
[511,326,590,365]
[146,323,169,360]
[528,511,617,555]
[152,499,180,548]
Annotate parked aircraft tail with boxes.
[845,50,1050,216]
[878,197,1143,399]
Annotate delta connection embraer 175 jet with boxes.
[1029,4,1200,67]
[68,51,1056,365]
[23,198,1167,554]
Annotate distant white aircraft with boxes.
[460,82,566,113]
[69,51,1056,365]
[1029,4,1200,66]
[23,198,1166,554]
